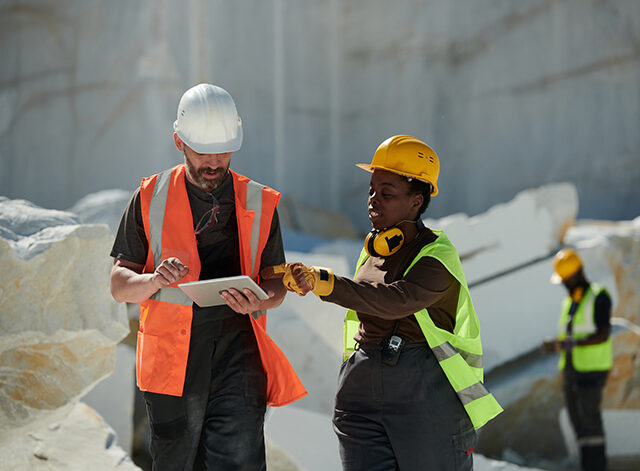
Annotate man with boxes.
[543,248,612,471]
[110,83,306,470]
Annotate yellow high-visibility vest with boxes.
[558,283,613,372]
[343,231,502,429]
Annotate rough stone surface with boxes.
[0,198,128,453]
[68,189,132,235]
[82,343,136,455]
[0,401,140,470]
[424,182,578,284]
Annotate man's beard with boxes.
[184,156,228,192]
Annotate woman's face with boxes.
[367,169,422,230]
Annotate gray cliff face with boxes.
[1,1,639,232]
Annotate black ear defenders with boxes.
[364,226,405,257]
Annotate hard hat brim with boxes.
[355,163,438,196]
[173,121,243,155]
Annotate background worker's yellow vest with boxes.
[558,284,613,372]
[343,231,502,430]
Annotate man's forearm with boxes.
[110,264,159,304]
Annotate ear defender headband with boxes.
[364,226,405,257]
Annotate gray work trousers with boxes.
[333,341,476,471]
[563,364,609,471]
[143,315,267,471]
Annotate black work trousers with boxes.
[143,315,267,471]
[563,364,609,471]
[333,341,476,471]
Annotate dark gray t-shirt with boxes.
[111,171,285,323]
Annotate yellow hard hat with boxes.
[550,248,583,284]
[356,135,439,196]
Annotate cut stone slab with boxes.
[424,183,578,284]
[268,251,351,416]
[471,258,566,372]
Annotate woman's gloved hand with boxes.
[261,262,334,297]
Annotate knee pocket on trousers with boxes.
[452,427,477,470]
[149,415,188,440]
[143,392,188,440]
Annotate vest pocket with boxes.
[136,331,159,390]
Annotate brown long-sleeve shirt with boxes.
[322,228,460,344]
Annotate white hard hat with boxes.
[173,83,243,154]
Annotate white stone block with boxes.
[0,402,140,470]
[81,344,136,455]
[0,198,129,437]
[68,189,132,235]
[267,251,350,416]
[424,183,578,284]
[265,405,341,471]
[471,259,566,372]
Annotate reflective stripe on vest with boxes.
[137,165,307,405]
[558,284,613,372]
[343,231,503,429]
[146,167,194,307]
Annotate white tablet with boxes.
[178,275,269,308]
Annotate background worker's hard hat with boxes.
[551,248,583,284]
[356,135,440,196]
[173,83,243,154]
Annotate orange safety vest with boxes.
[136,164,307,406]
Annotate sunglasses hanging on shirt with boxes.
[195,193,220,237]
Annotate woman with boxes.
[263,135,502,471]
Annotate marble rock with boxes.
[68,189,132,235]
[0,197,128,438]
[268,251,351,416]
[424,182,578,284]
[81,343,136,455]
[0,401,139,470]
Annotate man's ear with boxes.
[173,133,184,152]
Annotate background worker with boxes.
[542,248,612,471]
[263,135,502,471]
[109,83,306,470]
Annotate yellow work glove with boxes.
[261,262,335,297]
